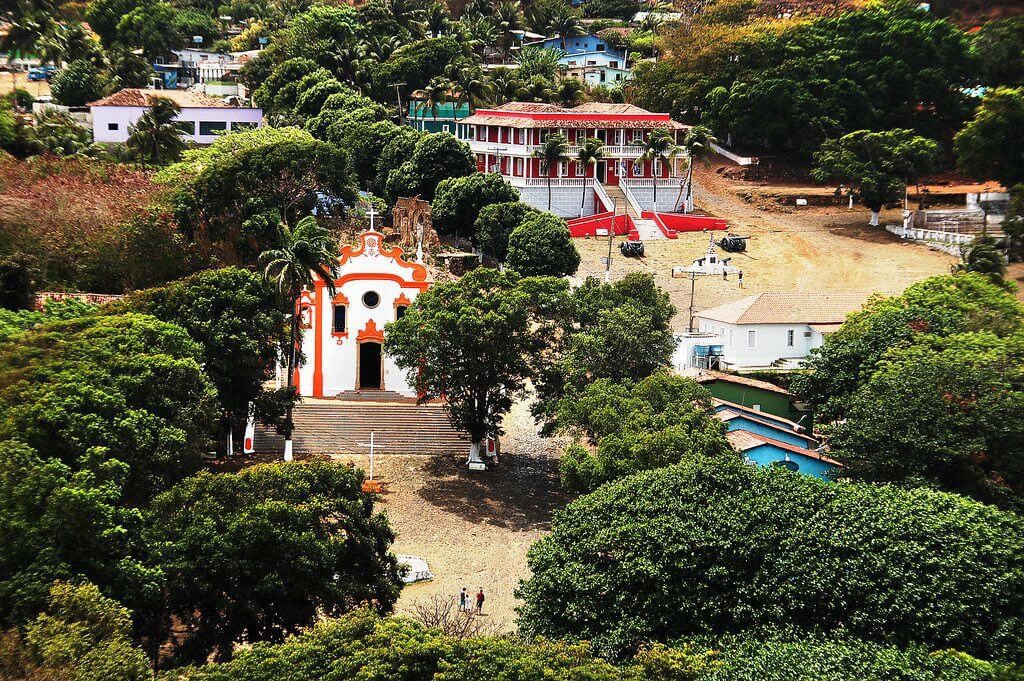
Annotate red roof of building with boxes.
[88,88,233,108]
[462,102,688,130]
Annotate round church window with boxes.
[363,291,380,308]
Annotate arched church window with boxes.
[333,304,347,333]
[396,305,408,319]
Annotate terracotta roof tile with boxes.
[696,292,875,325]
[88,88,233,108]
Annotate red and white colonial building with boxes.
[296,231,430,398]
[456,102,691,218]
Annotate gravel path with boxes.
[325,397,571,632]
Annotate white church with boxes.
[295,231,431,397]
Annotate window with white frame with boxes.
[517,128,525,144]
[728,329,734,345]
[654,159,661,176]
[747,330,756,348]
[575,161,583,175]
[558,161,568,177]
[632,161,642,176]
[633,130,643,142]
[787,329,795,347]
[514,157,523,176]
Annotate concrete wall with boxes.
[517,185,599,218]
[624,183,686,213]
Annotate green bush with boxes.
[506,213,580,276]
[516,456,1024,661]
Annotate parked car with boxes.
[28,66,58,81]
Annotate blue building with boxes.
[407,101,472,134]
[530,34,621,57]
[714,400,841,481]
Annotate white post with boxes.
[284,440,293,462]
[356,432,384,480]
[226,424,233,457]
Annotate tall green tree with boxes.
[144,462,401,664]
[517,456,1024,661]
[792,273,1024,422]
[474,201,538,261]
[534,132,569,212]
[506,213,580,277]
[681,125,716,213]
[556,372,731,493]
[431,172,518,240]
[827,331,1024,511]
[126,97,187,168]
[259,216,338,461]
[50,59,106,107]
[23,581,149,680]
[385,268,566,464]
[813,129,939,225]
[955,87,1024,189]
[575,137,605,217]
[385,132,475,202]
[126,267,289,452]
[637,128,681,209]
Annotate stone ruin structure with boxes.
[392,196,441,252]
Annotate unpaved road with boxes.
[574,161,955,325]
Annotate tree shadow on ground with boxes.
[417,455,573,532]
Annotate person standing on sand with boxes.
[459,587,468,612]
[475,588,485,614]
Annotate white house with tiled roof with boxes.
[89,88,262,144]
[674,291,876,372]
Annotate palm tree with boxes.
[259,215,339,462]
[956,234,1007,283]
[452,65,492,112]
[425,1,450,37]
[126,96,187,168]
[545,4,585,51]
[412,77,451,127]
[489,69,522,104]
[681,125,717,213]
[576,137,605,217]
[534,133,569,211]
[519,74,554,103]
[637,127,682,211]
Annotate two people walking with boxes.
[458,587,485,614]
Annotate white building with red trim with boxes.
[456,102,691,219]
[296,231,430,398]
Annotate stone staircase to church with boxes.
[254,399,469,455]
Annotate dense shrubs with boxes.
[516,456,1024,661]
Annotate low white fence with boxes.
[710,142,759,166]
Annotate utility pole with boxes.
[687,271,698,332]
[488,145,507,174]
[605,198,616,282]
[390,82,407,125]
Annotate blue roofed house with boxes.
[714,399,841,480]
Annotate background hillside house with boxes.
[89,88,262,144]
[673,292,874,372]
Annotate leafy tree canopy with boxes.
[827,330,1024,511]
[972,17,1024,88]
[50,59,106,107]
[167,128,355,263]
[505,213,581,277]
[792,273,1024,421]
[474,201,539,261]
[0,313,218,499]
[431,173,519,240]
[516,456,1024,661]
[955,87,1024,189]
[145,462,401,665]
[633,3,972,157]
[124,267,287,425]
[385,132,475,203]
[556,371,732,493]
[812,128,939,224]
[385,268,567,452]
